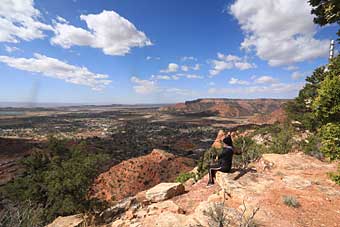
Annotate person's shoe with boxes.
[206,183,214,188]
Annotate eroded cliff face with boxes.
[159,98,288,118]
[89,149,195,202]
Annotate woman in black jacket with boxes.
[207,134,234,186]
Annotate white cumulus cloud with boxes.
[181,64,200,72]
[209,53,256,76]
[0,0,53,43]
[181,56,197,61]
[285,65,299,71]
[255,76,277,84]
[229,77,250,85]
[146,56,160,60]
[209,83,303,96]
[182,74,203,79]
[130,76,159,94]
[151,75,171,80]
[181,65,189,72]
[130,76,197,98]
[291,71,307,80]
[4,45,19,53]
[229,0,329,66]
[160,63,179,73]
[51,10,152,56]
[0,54,111,91]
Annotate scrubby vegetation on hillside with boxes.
[0,137,110,226]
[285,55,340,184]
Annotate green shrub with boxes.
[1,138,110,226]
[253,124,281,135]
[284,66,326,131]
[319,123,340,161]
[329,165,340,185]
[175,172,196,183]
[269,124,294,154]
[233,136,263,169]
[282,195,300,208]
[312,74,340,124]
[299,134,323,159]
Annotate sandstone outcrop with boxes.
[211,129,226,149]
[89,149,195,202]
[146,183,185,202]
[103,152,340,227]
[45,214,84,227]
[160,98,287,118]
[215,152,340,226]
[248,107,287,124]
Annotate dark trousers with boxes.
[207,159,233,184]
[208,166,222,184]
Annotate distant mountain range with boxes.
[159,98,289,117]
[0,102,166,109]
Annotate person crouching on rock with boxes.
[207,134,234,187]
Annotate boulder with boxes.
[110,219,126,227]
[211,130,226,149]
[45,214,84,227]
[215,171,274,201]
[259,153,331,171]
[183,178,195,188]
[99,196,137,223]
[147,200,184,215]
[146,183,185,202]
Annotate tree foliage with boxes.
[284,66,326,130]
[312,74,340,124]
[1,138,110,226]
[319,123,340,160]
[233,136,262,168]
[269,123,294,154]
[311,57,340,164]
[310,0,340,40]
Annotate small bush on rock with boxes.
[175,172,196,183]
[233,136,263,169]
[282,195,300,208]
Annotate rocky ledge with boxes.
[48,151,340,227]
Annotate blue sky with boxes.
[0,0,338,104]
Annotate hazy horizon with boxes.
[0,97,294,108]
